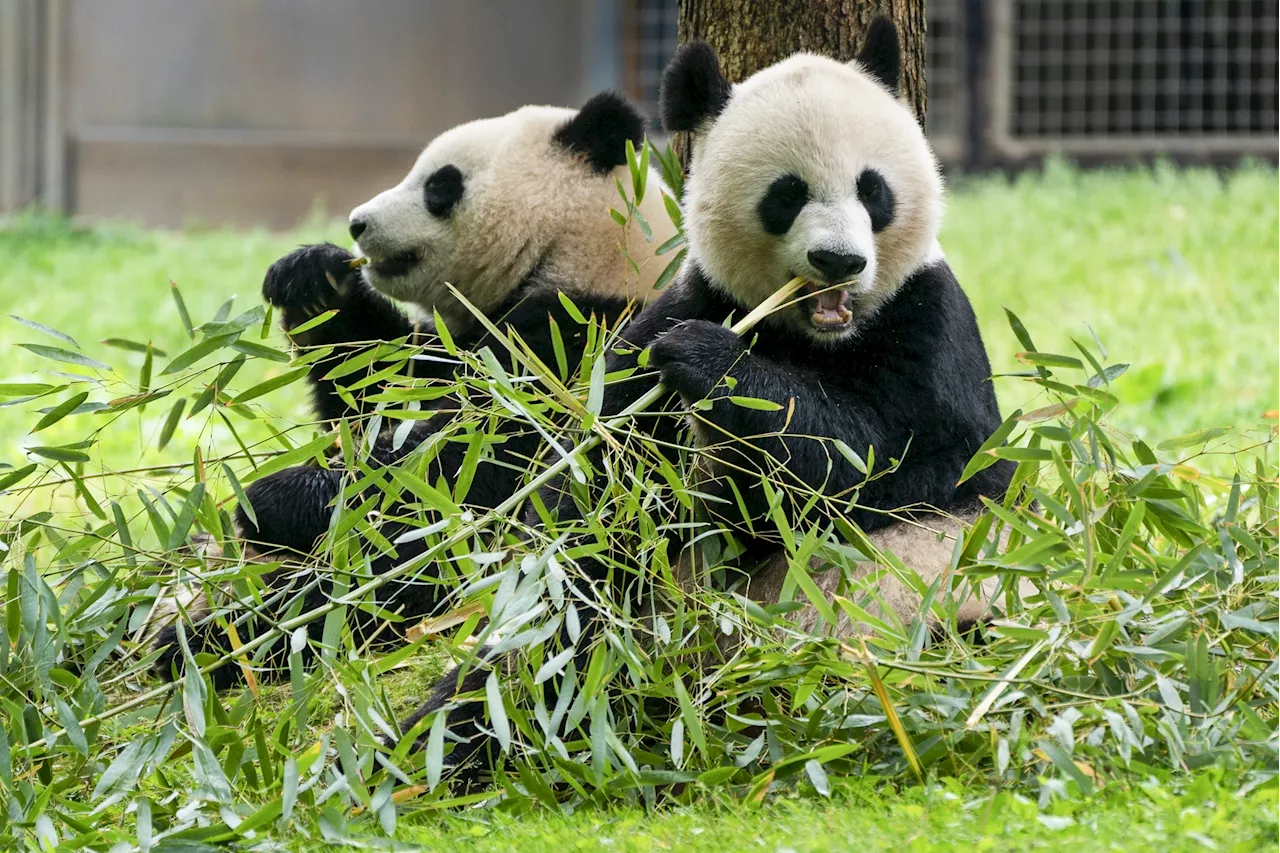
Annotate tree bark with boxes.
[677,0,927,126]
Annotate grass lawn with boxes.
[0,164,1275,850]
[394,773,1277,853]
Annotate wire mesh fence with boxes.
[623,0,1278,165]
[991,0,1278,157]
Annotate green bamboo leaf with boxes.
[223,463,257,529]
[728,396,782,411]
[60,461,106,519]
[1157,427,1230,451]
[167,482,205,550]
[804,759,831,796]
[230,339,290,362]
[1015,352,1084,370]
[101,337,166,356]
[158,397,187,450]
[586,354,607,417]
[0,383,56,397]
[33,391,89,432]
[486,671,510,753]
[672,675,707,758]
[654,233,686,256]
[139,344,154,397]
[29,443,92,463]
[228,366,310,405]
[988,446,1053,462]
[0,463,38,492]
[18,344,111,371]
[425,710,447,790]
[102,389,172,414]
[832,439,868,474]
[661,189,684,230]
[653,248,686,291]
[557,291,587,325]
[9,315,79,348]
[171,280,194,338]
[249,433,333,480]
[54,697,88,755]
[160,333,239,375]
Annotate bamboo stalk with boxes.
[23,276,813,751]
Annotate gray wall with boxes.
[5,0,611,228]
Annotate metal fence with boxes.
[989,0,1278,159]
[622,0,1278,166]
[3,1,1275,224]
[0,0,60,214]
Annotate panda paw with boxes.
[650,319,744,400]
[236,465,345,555]
[262,243,361,329]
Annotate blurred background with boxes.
[1,0,1276,229]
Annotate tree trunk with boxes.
[677,0,927,126]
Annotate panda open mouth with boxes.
[370,251,420,278]
[804,282,853,330]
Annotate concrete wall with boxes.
[4,0,610,228]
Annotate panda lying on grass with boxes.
[150,92,676,687]
[392,17,1021,785]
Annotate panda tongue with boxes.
[812,288,851,325]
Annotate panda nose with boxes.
[348,218,368,241]
[807,249,866,283]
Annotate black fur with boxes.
[856,168,896,233]
[659,41,732,133]
[425,165,465,217]
[758,174,810,236]
[857,16,902,96]
[552,91,645,174]
[576,262,1012,535]
[154,246,633,687]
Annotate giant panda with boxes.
[390,18,1021,785]
[150,92,677,687]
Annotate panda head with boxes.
[348,93,671,331]
[660,18,944,342]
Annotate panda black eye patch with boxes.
[856,168,895,233]
[758,174,809,235]
[424,165,465,217]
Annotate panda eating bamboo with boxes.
[149,92,677,687]
[391,17,1023,785]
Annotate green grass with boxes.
[392,773,1277,853]
[0,164,1276,851]
[948,161,1278,440]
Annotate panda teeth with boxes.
[809,287,852,327]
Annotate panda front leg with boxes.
[262,243,417,424]
[648,319,939,533]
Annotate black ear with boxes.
[659,41,732,133]
[553,91,646,173]
[857,16,901,95]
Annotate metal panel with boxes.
[989,0,1278,158]
[621,0,969,161]
[925,0,966,163]
[59,0,598,227]
[0,0,42,213]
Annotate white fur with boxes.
[350,106,676,333]
[683,54,944,340]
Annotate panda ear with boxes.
[554,91,646,174]
[659,41,731,133]
[856,16,901,95]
